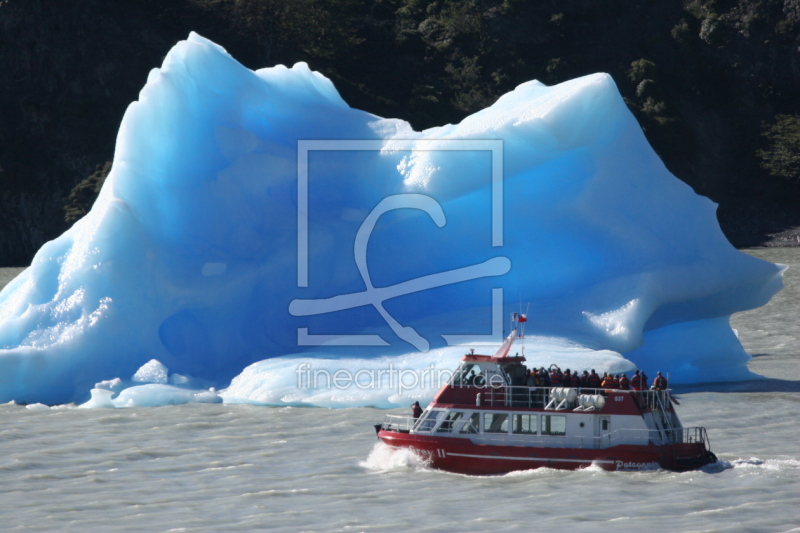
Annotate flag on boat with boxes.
[512,313,528,323]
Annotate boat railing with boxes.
[482,386,673,411]
[380,414,417,433]
[474,426,709,449]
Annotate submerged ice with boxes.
[0,33,784,405]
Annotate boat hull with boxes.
[378,430,716,474]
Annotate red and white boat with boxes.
[376,320,717,475]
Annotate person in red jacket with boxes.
[411,401,423,419]
[601,373,618,390]
[630,370,643,391]
[619,373,630,390]
[587,369,601,388]
[549,366,563,386]
[652,371,668,391]
[563,369,579,387]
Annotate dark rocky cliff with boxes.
[1,0,799,266]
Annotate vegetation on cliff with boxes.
[1,0,799,265]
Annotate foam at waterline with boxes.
[728,457,800,472]
[360,441,431,472]
[219,336,635,408]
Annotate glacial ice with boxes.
[221,336,633,408]
[0,32,784,406]
[132,359,169,384]
[79,359,220,408]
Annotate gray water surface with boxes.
[0,250,798,531]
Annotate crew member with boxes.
[411,401,423,419]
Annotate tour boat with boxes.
[375,318,717,475]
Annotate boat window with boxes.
[512,414,537,434]
[459,412,480,434]
[452,364,485,387]
[436,411,464,432]
[484,413,509,434]
[542,415,566,436]
[416,410,444,432]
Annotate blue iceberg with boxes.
[0,33,784,405]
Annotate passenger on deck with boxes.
[528,370,541,406]
[570,371,580,387]
[652,371,668,391]
[411,401,423,419]
[601,373,618,390]
[587,369,601,388]
[580,371,590,387]
[539,367,551,387]
[619,373,630,390]
[613,374,621,388]
[631,369,643,391]
[549,367,563,386]
[522,365,531,386]
[641,371,649,390]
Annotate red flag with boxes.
[518,314,528,323]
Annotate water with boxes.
[1,250,799,531]
[731,249,800,385]
[0,266,24,290]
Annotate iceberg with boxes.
[79,359,220,408]
[220,336,633,408]
[0,33,784,405]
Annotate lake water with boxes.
[1,250,798,532]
